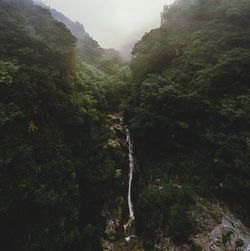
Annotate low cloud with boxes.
[42,0,174,49]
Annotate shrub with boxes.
[168,204,194,244]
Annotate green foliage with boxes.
[0,0,128,250]
[127,0,250,233]
[136,183,194,248]
[2,0,250,249]
[235,239,244,249]
[168,204,194,244]
[0,61,18,85]
[190,242,203,251]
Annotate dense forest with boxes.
[0,0,250,250]
[126,0,250,248]
[0,0,129,250]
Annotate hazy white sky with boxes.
[42,0,174,49]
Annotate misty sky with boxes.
[42,0,174,49]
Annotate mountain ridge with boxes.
[33,0,124,64]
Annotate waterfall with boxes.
[122,122,135,238]
[245,244,250,251]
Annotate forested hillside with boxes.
[1,0,250,250]
[125,0,250,248]
[49,7,124,73]
[0,0,128,250]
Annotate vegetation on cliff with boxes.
[0,0,128,250]
[126,0,250,248]
[1,0,250,250]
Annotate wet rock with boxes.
[102,197,123,241]
[154,197,250,251]
[115,169,122,178]
[205,214,250,251]
[102,239,115,251]
[155,234,190,251]
[192,197,250,251]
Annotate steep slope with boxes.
[50,8,104,65]
[52,8,126,77]
[0,0,128,250]
[49,8,88,40]
[1,0,250,250]
[34,0,123,65]
[125,0,250,249]
[0,0,79,249]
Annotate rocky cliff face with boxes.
[154,197,250,251]
[102,116,250,251]
[103,196,250,251]
[192,197,250,251]
[205,215,250,251]
[101,115,143,251]
[101,133,250,251]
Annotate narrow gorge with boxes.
[1,0,250,250]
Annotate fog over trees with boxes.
[1,0,250,250]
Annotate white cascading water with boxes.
[245,244,250,251]
[123,126,135,240]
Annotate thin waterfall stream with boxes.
[121,118,136,241]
